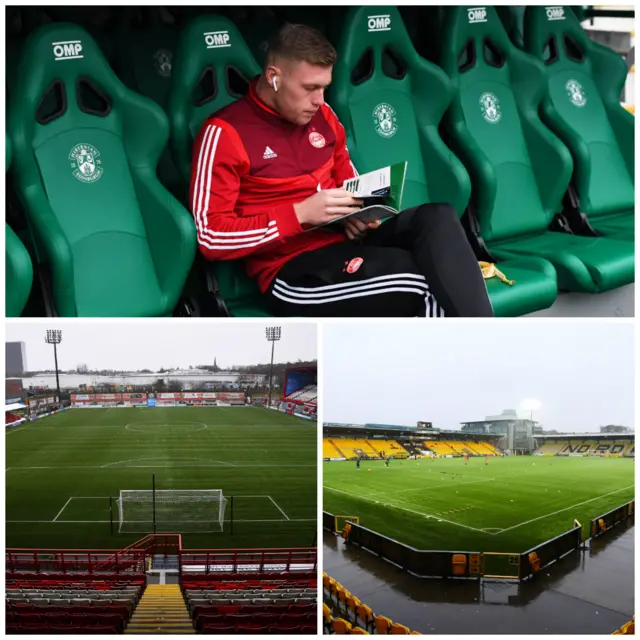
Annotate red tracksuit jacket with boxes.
[189,77,358,293]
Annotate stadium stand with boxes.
[331,439,378,459]
[7,542,318,634]
[286,385,318,404]
[366,440,409,458]
[534,440,568,455]
[533,439,635,457]
[5,412,22,425]
[472,442,501,456]
[5,573,145,634]
[323,572,419,635]
[325,438,409,460]
[613,617,635,635]
[424,440,500,457]
[182,571,316,634]
[324,439,344,459]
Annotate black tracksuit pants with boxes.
[266,203,494,317]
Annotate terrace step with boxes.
[125,584,194,634]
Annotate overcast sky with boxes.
[324,322,634,433]
[6,322,316,371]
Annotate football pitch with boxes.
[6,407,317,550]
[323,456,634,552]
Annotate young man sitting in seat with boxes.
[190,24,493,317]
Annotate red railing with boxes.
[5,549,146,574]
[7,538,316,577]
[179,547,317,575]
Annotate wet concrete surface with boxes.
[323,522,634,634]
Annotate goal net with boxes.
[116,490,227,533]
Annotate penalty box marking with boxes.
[52,495,292,522]
[50,495,292,523]
[54,496,110,522]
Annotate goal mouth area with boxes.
[116,489,227,535]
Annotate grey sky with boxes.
[6,322,316,371]
[324,322,634,433]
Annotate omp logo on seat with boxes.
[367,15,391,32]
[204,31,231,49]
[468,7,488,24]
[52,40,83,61]
[546,6,565,21]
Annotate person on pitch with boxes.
[190,24,493,317]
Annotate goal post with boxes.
[116,489,227,533]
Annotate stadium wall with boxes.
[325,511,593,581]
[70,392,246,407]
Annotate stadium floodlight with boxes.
[44,329,63,408]
[116,489,227,533]
[520,398,542,421]
[265,326,281,408]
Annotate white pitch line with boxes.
[495,484,635,535]
[6,427,27,434]
[52,498,73,522]
[6,463,315,471]
[268,496,290,521]
[367,476,495,497]
[324,485,488,534]
[7,518,315,524]
[100,457,235,468]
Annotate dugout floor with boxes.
[323,522,634,634]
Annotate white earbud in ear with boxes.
[273,76,278,92]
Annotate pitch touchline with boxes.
[6,427,27,435]
[324,485,488,534]
[494,484,635,535]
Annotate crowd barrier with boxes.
[590,501,634,539]
[323,514,480,579]
[325,498,631,582]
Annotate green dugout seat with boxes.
[439,6,633,294]
[523,6,634,241]
[6,224,33,317]
[328,6,558,316]
[7,23,195,317]
[169,15,271,317]
[6,136,33,317]
[110,8,184,198]
[496,6,526,49]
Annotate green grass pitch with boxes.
[323,456,634,553]
[6,407,316,550]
